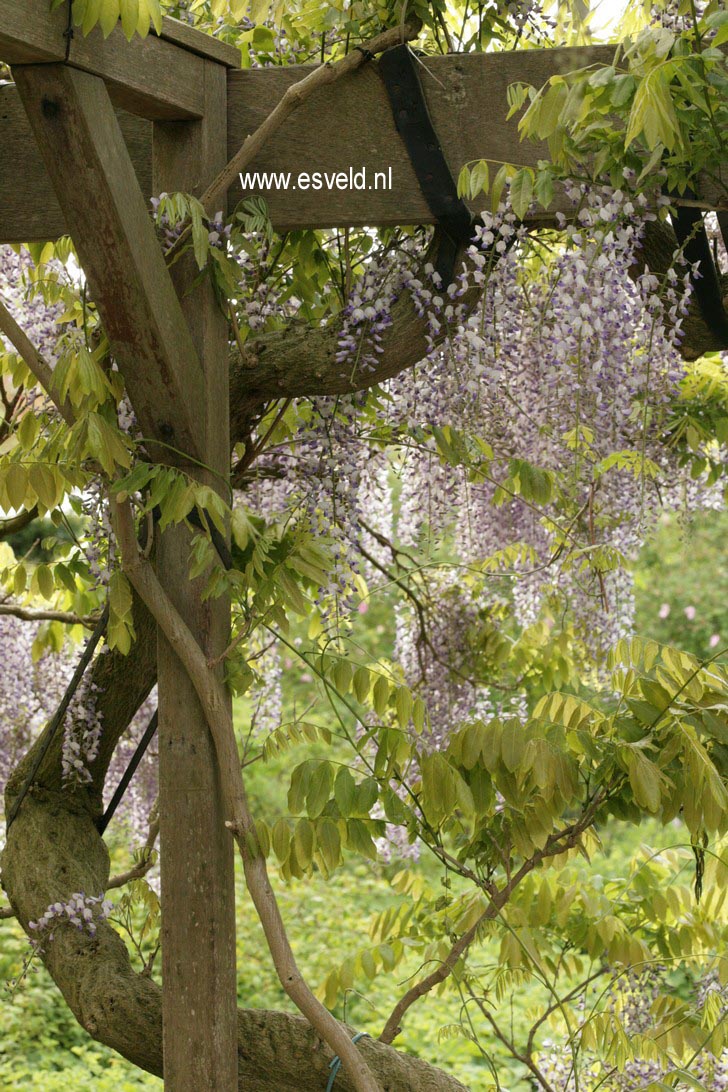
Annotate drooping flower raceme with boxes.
[265,182,721,750]
[28,891,113,945]
[1,181,724,845]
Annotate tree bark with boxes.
[1,791,469,1092]
[4,590,157,816]
[228,255,452,439]
[1,531,466,1090]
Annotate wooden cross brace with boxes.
[12,65,206,459]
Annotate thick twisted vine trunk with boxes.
[229,221,727,445]
[2,219,718,1089]
[4,592,157,816]
[1,562,466,1090]
[2,259,472,1088]
[229,278,437,433]
[2,794,467,1091]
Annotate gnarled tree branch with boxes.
[4,587,157,815]
[1,790,467,1091]
[0,294,74,426]
[229,219,725,440]
[0,505,38,539]
[229,250,468,438]
[379,790,606,1045]
[0,556,465,1089]
[0,602,99,627]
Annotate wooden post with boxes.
[152,60,238,1092]
[13,58,238,1090]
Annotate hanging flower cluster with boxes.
[540,966,728,1091]
[0,244,65,364]
[0,612,157,831]
[0,616,71,793]
[248,640,283,738]
[369,184,700,659]
[336,239,426,377]
[81,479,116,589]
[1,172,725,844]
[102,684,158,848]
[235,178,728,762]
[61,669,105,787]
[28,891,113,946]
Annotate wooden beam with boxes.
[2,46,724,242]
[0,1,237,119]
[226,45,723,226]
[12,63,206,461]
[153,60,239,1091]
[228,46,604,229]
[157,15,240,68]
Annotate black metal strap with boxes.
[718,212,728,256]
[672,206,728,348]
[94,499,235,833]
[378,45,474,285]
[63,0,74,62]
[7,503,226,836]
[97,710,158,835]
[188,506,234,570]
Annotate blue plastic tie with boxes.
[326,1031,370,1091]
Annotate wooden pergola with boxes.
[1,4,725,1089]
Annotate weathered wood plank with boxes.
[0,82,151,242]
[0,1,214,118]
[226,45,618,229]
[158,15,239,68]
[225,44,716,223]
[153,59,239,1092]
[12,63,206,460]
[3,47,724,242]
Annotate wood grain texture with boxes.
[0,83,151,242]
[226,46,725,224]
[3,46,724,242]
[153,59,238,1091]
[0,0,207,118]
[226,46,617,228]
[12,64,206,461]
[158,15,240,68]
